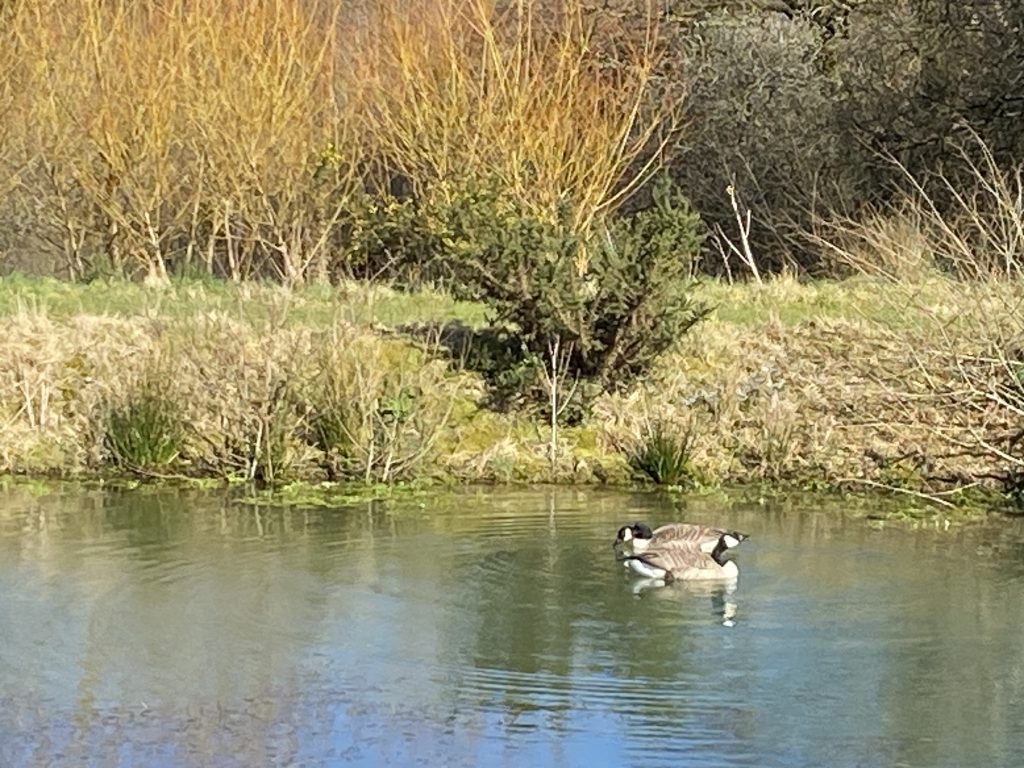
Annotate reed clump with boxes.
[626,421,699,487]
[103,369,186,472]
[305,328,467,483]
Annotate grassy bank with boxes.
[1,274,1020,510]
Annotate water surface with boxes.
[2,485,1023,767]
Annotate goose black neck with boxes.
[711,537,729,566]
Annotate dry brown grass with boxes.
[0,311,154,471]
[595,278,1024,503]
[303,326,470,483]
[667,137,1011,499]
[0,307,474,480]
[1,273,1021,498]
[809,134,1024,282]
[769,136,1024,499]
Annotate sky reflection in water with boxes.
[1,486,1023,768]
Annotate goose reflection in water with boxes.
[630,577,740,627]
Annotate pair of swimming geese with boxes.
[613,522,748,582]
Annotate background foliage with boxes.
[664,0,1024,273]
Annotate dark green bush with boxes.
[428,176,709,393]
[343,189,443,284]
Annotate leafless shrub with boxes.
[669,11,845,274]
[0,0,674,283]
[810,133,1024,494]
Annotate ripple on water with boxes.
[4,488,1024,768]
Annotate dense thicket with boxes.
[663,0,1024,273]
[2,1,1020,279]
[0,0,706,394]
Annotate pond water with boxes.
[1,485,1023,768]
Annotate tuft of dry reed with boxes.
[809,133,1024,283]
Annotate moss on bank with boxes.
[0,275,1020,511]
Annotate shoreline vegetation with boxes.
[1,1,1023,515]
[1,274,1020,516]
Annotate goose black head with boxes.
[613,522,660,551]
[630,523,655,539]
[720,531,748,549]
[614,522,652,548]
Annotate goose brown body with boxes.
[623,543,739,582]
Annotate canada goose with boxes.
[621,536,740,583]
[614,522,748,555]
